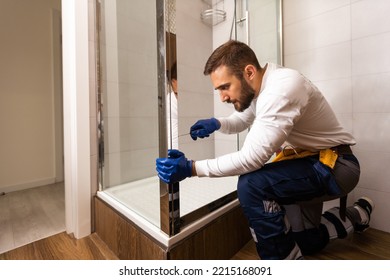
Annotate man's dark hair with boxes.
[203,40,261,79]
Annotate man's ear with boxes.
[244,65,256,80]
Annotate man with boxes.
[156,40,373,260]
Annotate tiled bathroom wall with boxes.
[283,0,390,233]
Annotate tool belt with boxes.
[272,144,353,221]
[273,144,352,169]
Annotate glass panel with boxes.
[97,0,160,228]
[233,0,283,147]
[177,0,283,223]
[176,0,238,223]
[247,0,282,65]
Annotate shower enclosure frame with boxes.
[96,0,284,239]
[156,0,181,236]
[95,0,238,238]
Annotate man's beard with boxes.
[233,77,256,112]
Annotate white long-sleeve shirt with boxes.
[195,63,356,177]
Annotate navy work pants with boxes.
[237,154,359,260]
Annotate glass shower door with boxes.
[232,0,283,149]
[97,0,161,228]
[247,0,283,65]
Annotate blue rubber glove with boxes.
[190,117,221,140]
[156,149,193,184]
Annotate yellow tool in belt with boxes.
[273,146,338,169]
[319,149,338,169]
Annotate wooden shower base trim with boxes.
[94,196,251,260]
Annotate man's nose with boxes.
[219,92,229,102]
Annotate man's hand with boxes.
[156,149,192,184]
[190,118,221,140]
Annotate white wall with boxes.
[0,0,62,193]
[283,0,390,233]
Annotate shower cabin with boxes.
[94,0,282,259]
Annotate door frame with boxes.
[62,0,91,238]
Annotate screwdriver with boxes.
[178,132,190,137]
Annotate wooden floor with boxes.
[2,183,390,260]
[0,232,118,260]
[0,182,65,254]
[1,227,390,260]
[232,228,390,260]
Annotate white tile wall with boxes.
[284,0,390,233]
[351,0,390,39]
[352,32,390,76]
[353,113,390,152]
[283,0,350,25]
[286,43,352,81]
[352,73,390,113]
[284,6,350,55]
[314,78,353,114]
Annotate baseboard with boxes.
[0,177,57,194]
